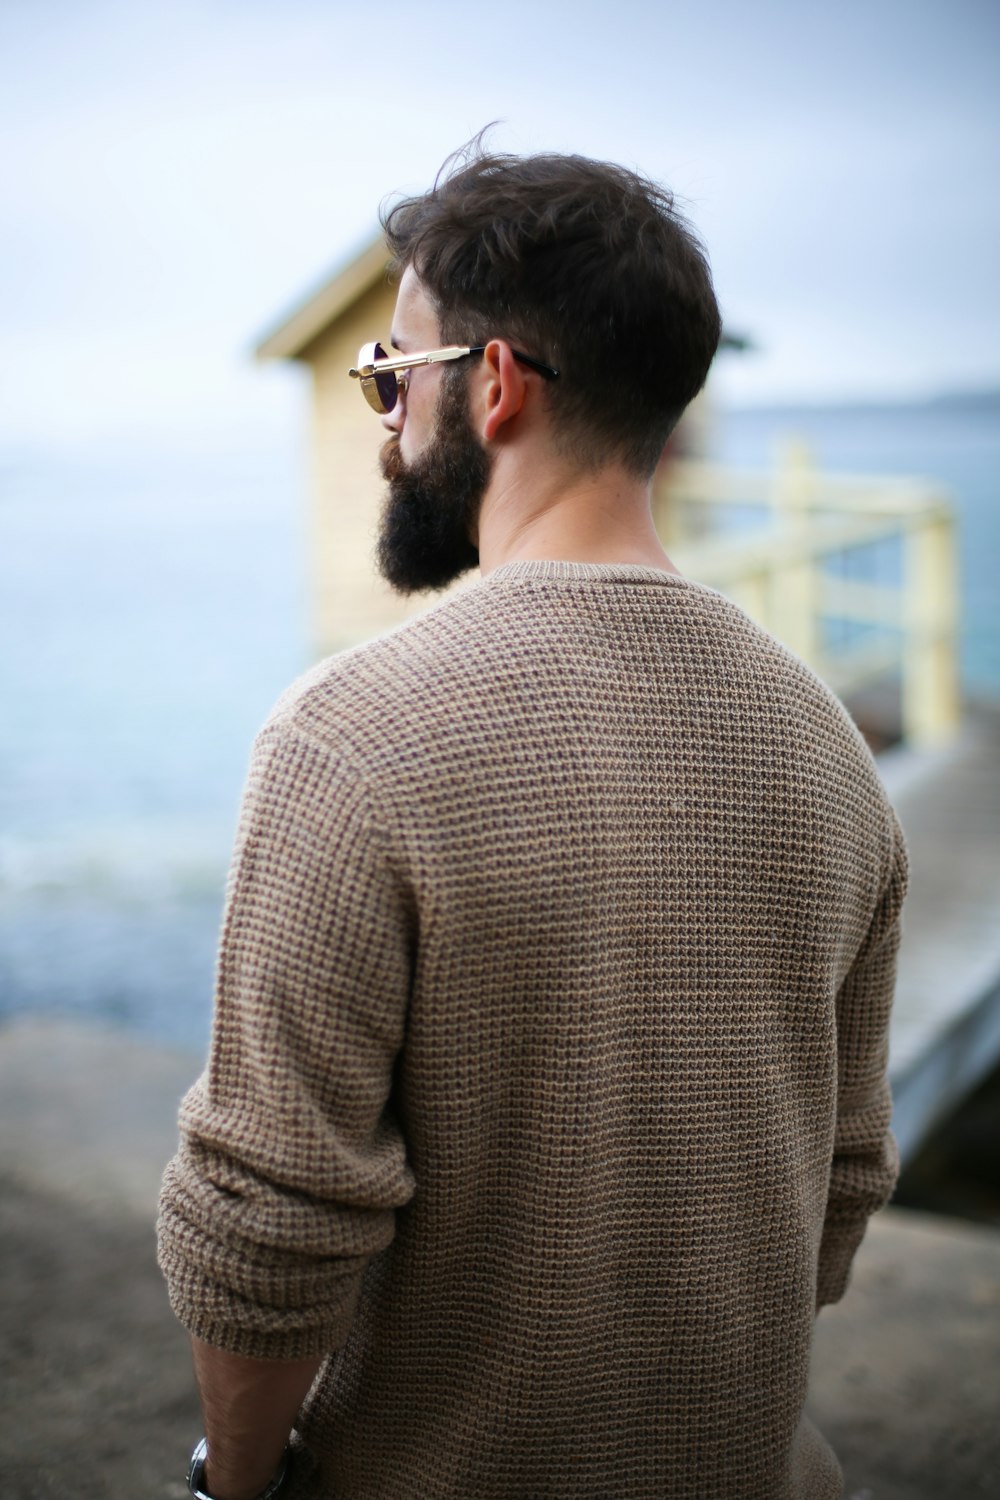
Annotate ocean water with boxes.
[2,400,997,1051]
[1,448,311,1052]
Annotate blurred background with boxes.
[2,3,999,1494]
[2,0,997,1055]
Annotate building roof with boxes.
[254,234,391,362]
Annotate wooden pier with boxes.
[878,696,1000,1162]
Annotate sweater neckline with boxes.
[484,558,718,595]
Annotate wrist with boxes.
[187,1438,291,1500]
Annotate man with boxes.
[158,141,908,1500]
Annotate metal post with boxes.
[901,509,961,747]
[768,441,819,665]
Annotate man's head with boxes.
[374,137,722,592]
[381,139,721,476]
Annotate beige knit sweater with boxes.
[158,560,908,1499]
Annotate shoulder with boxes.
[255,583,500,775]
[746,619,906,866]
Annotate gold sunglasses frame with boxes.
[348,341,559,414]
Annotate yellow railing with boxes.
[654,445,960,748]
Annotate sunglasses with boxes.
[348,341,560,414]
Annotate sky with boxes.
[2,0,998,476]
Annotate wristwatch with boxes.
[187,1437,291,1500]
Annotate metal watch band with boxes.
[187,1437,291,1500]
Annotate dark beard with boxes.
[376,371,491,595]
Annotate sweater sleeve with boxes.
[816,810,909,1310]
[157,718,416,1359]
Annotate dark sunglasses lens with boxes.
[373,342,398,413]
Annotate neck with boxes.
[475,457,681,577]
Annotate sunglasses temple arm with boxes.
[349,346,479,379]
[513,350,560,379]
[349,346,557,380]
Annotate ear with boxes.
[477,339,527,443]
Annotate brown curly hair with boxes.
[381,132,722,477]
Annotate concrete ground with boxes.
[807,1210,1000,1499]
[1,1018,998,1498]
